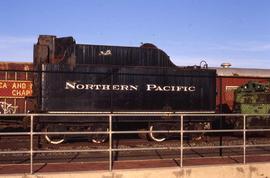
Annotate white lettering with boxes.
[121,85,129,91]
[130,85,138,91]
[163,86,171,91]
[85,84,94,90]
[64,82,196,92]
[112,85,120,90]
[188,86,196,92]
[146,84,157,91]
[76,84,85,90]
[102,85,111,90]
[65,82,76,89]
[95,85,102,90]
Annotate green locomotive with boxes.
[234,81,270,128]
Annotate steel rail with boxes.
[0,132,30,136]
[32,149,109,153]
[0,151,30,154]
[246,144,270,148]
[1,113,270,117]
[21,128,270,135]
[2,128,270,136]
[0,129,246,136]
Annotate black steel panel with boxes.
[75,44,175,67]
[41,64,216,112]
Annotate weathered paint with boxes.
[0,80,32,98]
[0,62,33,113]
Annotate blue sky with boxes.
[0,0,270,68]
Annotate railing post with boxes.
[180,115,183,168]
[109,115,112,171]
[30,114,34,174]
[243,115,246,164]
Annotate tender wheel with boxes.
[44,124,66,145]
[91,126,108,144]
[148,124,167,142]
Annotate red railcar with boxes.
[216,67,270,113]
[0,62,33,114]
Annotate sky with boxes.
[0,0,270,68]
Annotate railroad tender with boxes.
[32,35,216,143]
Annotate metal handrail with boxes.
[1,113,270,174]
[2,113,270,117]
